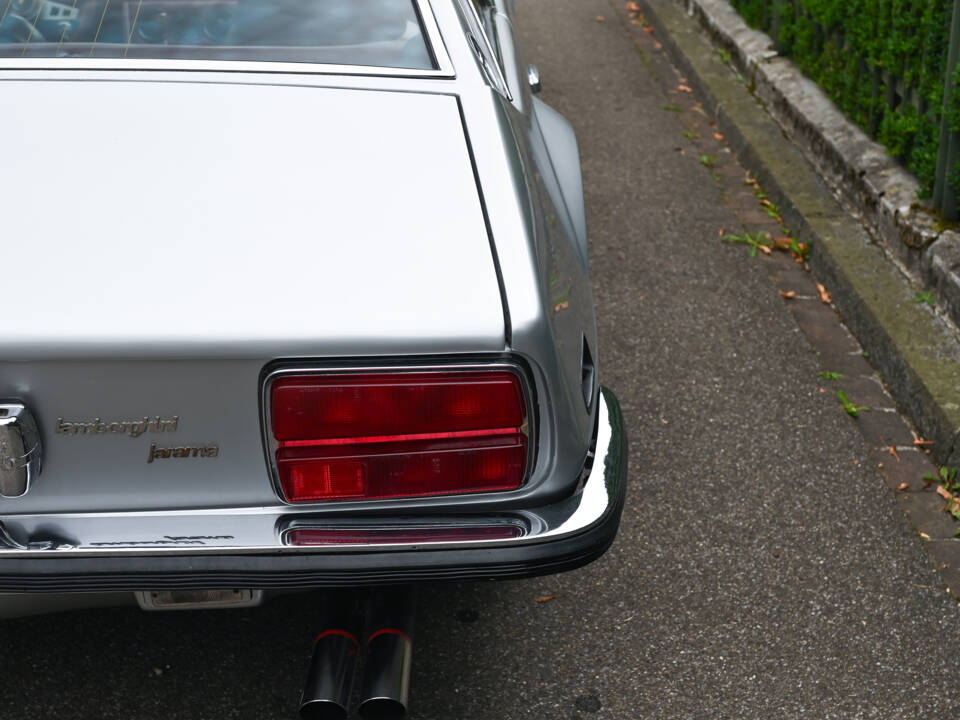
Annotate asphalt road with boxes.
[2,1,959,719]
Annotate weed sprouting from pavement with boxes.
[914,290,936,307]
[924,465,960,492]
[925,466,960,534]
[722,231,772,258]
[837,390,870,418]
[788,238,811,261]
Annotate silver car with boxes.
[0,0,626,716]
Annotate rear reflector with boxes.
[270,370,529,502]
[287,525,524,546]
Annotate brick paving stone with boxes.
[853,408,920,449]
[868,447,940,492]
[897,492,960,539]
[926,540,960,597]
[832,373,897,412]
[788,300,861,353]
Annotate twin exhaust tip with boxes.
[299,630,360,720]
[299,590,414,720]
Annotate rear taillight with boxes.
[269,370,529,503]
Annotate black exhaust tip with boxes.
[357,630,413,720]
[299,629,360,720]
[357,589,415,720]
[357,697,407,720]
[300,699,350,720]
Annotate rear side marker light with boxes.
[270,370,529,503]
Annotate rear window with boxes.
[0,0,436,69]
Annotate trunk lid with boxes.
[0,79,505,513]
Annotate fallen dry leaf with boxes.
[625,1,641,11]
[760,199,774,208]
[936,485,953,501]
[654,41,663,49]
[758,244,772,255]
[922,478,933,489]
[780,290,797,299]
[554,301,569,312]
[889,446,900,461]
[595,15,606,22]
[816,283,832,304]
[718,227,726,237]
[677,84,693,93]
[819,388,826,393]
[912,433,935,446]
[920,532,931,540]
[773,237,793,250]
[897,482,910,492]
[535,594,556,604]
[644,26,655,34]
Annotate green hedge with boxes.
[729,0,953,197]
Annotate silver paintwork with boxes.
[0,389,618,557]
[0,0,604,593]
[456,0,510,100]
[0,81,503,359]
[0,403,41,498]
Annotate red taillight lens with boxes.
[270,370,529,502]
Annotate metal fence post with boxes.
[934,0,960,221]
[770,0,784,47]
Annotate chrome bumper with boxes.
[0,389,626,590]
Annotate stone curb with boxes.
[639,0,960,470]
[663,0,960,329]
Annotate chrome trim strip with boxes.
[0,391,621,558]
[0,0,454,77]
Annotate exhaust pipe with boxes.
[299,595,361,720]
[299,630,359,720]
[357,588,415,720]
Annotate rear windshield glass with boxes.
[0,0,435,68]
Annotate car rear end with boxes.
[0,0,625,598]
